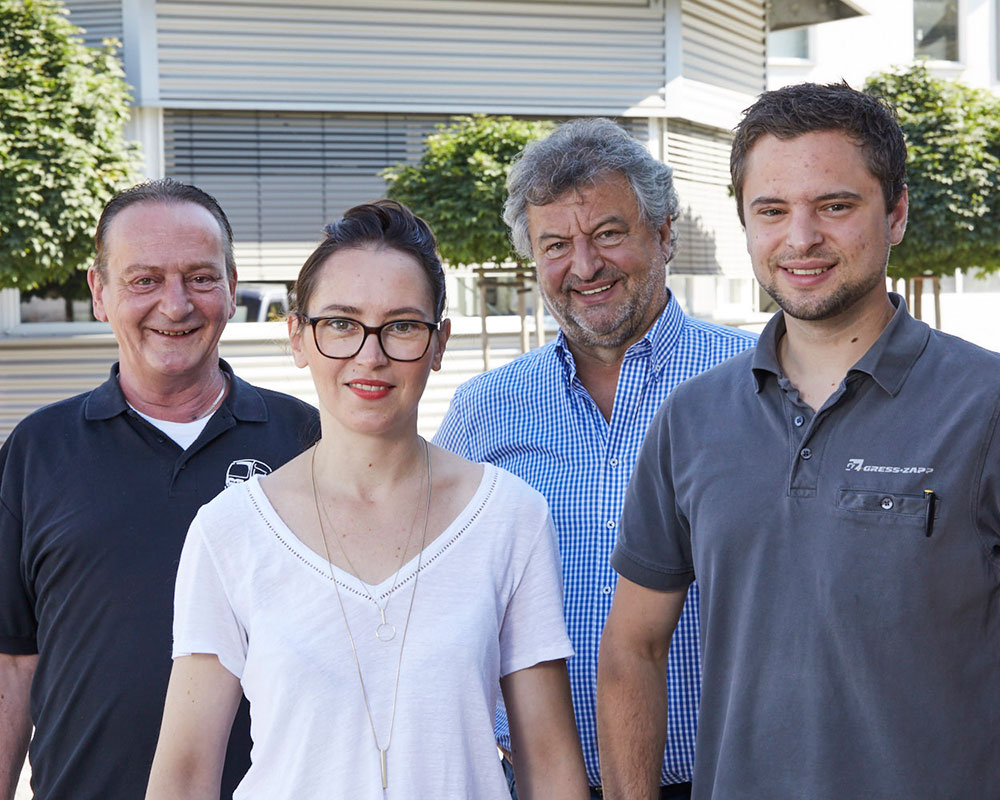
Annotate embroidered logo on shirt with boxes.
[845,458,933,474]
[225,458,272,486]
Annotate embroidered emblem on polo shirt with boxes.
[845,458,933,474]
[226,458,272,486]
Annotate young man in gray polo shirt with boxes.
[597,82,1000,799]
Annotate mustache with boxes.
[561,267,624,291]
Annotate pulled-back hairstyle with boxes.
[292,200,446,321]
[503,118,679,260]
[94,178,235,279]
[730,82,907,224]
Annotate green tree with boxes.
[865,63,1000,282]
[0,0,138,292]
[382,114,554,266]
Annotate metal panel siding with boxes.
[0,329,523,444]
[154,0,667,115]
[667,120,750,277]
[680,0,765,96]
[164,110,650,281]
[63,0,124,48]
[164,111,449,280]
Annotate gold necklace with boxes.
[310,438,432,791]
[316,469,424,642]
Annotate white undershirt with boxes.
[128,406,213,449]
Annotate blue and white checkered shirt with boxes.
[434,294,757,786]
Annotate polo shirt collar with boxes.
[751,292,929,396]
[554,291,686,380]
[85,359,269,421]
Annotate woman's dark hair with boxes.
[292,200,446,321]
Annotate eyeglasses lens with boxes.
[314,319,432,361]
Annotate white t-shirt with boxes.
[173,463,573,800]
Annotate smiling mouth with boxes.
[155,329,194,336]
[348,382,390,392]
[578,284,614,296]
[784,266,831,276]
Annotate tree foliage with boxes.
[0,0,139,291]
[865,63,1000,280]
[382,114,554,266]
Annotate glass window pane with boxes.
[768,27,810,60]
[914,0,959,61]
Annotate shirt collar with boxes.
[85,359,269,422]
[751,293,930,396]
[554,291,687,380]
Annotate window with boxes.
[914,0,959,62]
[768,27,810,60]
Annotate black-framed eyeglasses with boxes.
[303,315,441,362]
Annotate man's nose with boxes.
[568,236,604,282]
[785,210,824,253]
[160,276,195,319]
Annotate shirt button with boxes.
[602,585,612,595]
[793,415,805,427]
[608,457,619,467]
[880,496,894,510]
[800,448,812,460]
[606,519,616,529]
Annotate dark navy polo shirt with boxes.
[613,295,1000,799]
[0,361,319,799]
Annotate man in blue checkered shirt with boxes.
[433,118,756,799]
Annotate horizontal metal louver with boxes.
[164,111,457,280]
[155,0,667,115]
[667,120,750,277]
[164,110,651,282]
[681,0,766,96]
[63,0,124,48]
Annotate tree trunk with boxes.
[534,278,546,348]
[932,276,942,330]
[478,271,490,372]
[517,272,529,354]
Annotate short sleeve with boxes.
[0,497,36,655]
[431,386,473,458]
[611,399,695,591]
[0,437,37,655]
[976,397,1000,543]
[173,513,248,679]
[498,510,573,677]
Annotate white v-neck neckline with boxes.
[245,465,497,600]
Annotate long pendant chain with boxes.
[311,438,432,791]
[317,474,423,642]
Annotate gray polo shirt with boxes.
[612,295,1000,799]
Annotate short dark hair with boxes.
[94,178,235,279]
[730,82,907,225]
[292,200,446,321]
[503,118,679,260]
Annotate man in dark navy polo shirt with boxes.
[598,83,1000,799]
[0,180,318,799]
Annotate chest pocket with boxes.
[837,488,936,533]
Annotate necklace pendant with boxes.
[375,622,396,642]
[380,748,388,789]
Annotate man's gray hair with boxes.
[503,117,680,260]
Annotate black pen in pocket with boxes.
[923,489,936,537]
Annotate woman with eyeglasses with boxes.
[146,200,587,799]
